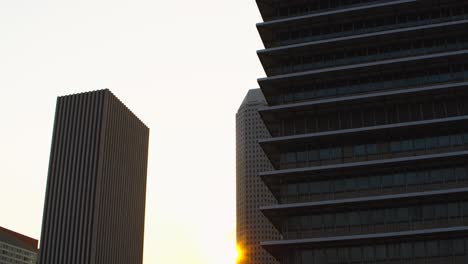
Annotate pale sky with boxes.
[0,1,265,263]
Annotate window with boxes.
[319,148,331,159]
[353,145,366,156]
[438,135,450,147]
[382,174,393,187]
[349,212,360,226]
[430,169,444,183]
[448,203,459,218]
[423,205,435,220]
[401,140,413,151]
[426,136,437,149]
[297,151,308,162]
[302,250,313,263]
[299,183,309,195]
[311,216,322,229]
[406,172,418,185]
[336,213,348,227]
[320,181,331,193]
[350,247,362,262]
[451,134,463,146]
[435,204,448,219]
[370,176,381,188]
[427,241,438,257]
[414,242,425,258]
[376,245,387,260]
[346,178,357,190]
[286,153,296,163]
[394,173,405,186]
[410,207,423,222]
[367,144,378,155]
[363,246,375,261]
[390,141,401,152]
[310,183,321,194]
[324,214,335,228]
[414,138,426,150]
[461,202,468,216]
[287,184,297,196]
[372,210,385,224]
[358,177,370,190]
[453,239,465,255]
[439,240,451,256]
[397,208,409,222]
[455,167,468,180]
[401,243,412,259]
[309,150,319,161]
[335,179,346,192]
[388,244,400,259]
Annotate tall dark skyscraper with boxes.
[236,89,280,264]
[38,89,149,264]
[255,1,468,264]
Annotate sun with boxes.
[236,243,245,263]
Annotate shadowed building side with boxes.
[237,89,280,264]
[38,89,149,264]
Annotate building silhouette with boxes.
[236,89,280,264]
[0,226,38,264]
[38,89,149,264]
[255,1,468,263]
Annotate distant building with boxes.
[38,89,150,264]
[236,89,280,264]
[255,1,468,264]
[0,226,38,264]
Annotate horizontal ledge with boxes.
[257,0,415,27]
[259,116,468,145]
[257,19,468,54]
[258,49,468,83]
[261,226,468,247]
[261,187,468,212]
[259,151,468,177]
[259,81,468,113]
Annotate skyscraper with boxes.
[255,1,468,263]
[0,226,38,264]
[38,89,149,264]
[236,89,280,264]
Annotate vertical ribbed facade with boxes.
[255,1,468,263]
[38,89,149,264]
[236,89,280,264]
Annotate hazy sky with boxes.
[0,1,265,263]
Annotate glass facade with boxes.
[278,132,468,169]
[282,200,468,239]
[281,166,468,203]
[270,94,468,137]
[269,0,382,21]
[283,237,468,264]
[267,2,468,47]
[267,33,468,76]
[269,61,468,105]
[255,0,468,263]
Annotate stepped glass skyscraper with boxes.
[38,89,149,264]
[255,1,468,263]
[237,89,280,264]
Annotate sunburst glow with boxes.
[236,243,245,263]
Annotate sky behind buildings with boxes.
[0,1,265,263]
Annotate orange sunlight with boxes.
[236,243,245,264]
